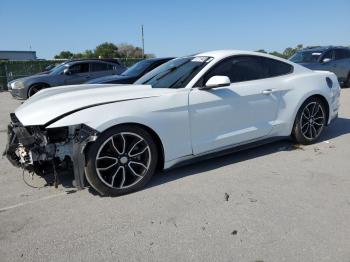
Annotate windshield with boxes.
[135,56,211,88]
[122,60,152,77]
[50,62,69,75]
[290,51,322,63]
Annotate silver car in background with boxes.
[290,46,350,88]
[7,59,126,99]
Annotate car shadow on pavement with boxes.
[146,117,350,190]
[318,117,350,141]
[57,117,350,196]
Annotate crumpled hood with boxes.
[15,84,169,126]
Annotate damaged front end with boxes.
[3,113,99,189]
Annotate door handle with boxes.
[262,89,274,95]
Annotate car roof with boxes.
[66,58,122,64]
[141,57,175,63]
[195,50,290,63]
[300,46,350,52]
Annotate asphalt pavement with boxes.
[0,90,349,262]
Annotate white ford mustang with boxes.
[5,50,340,196]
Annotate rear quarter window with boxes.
[262,57,293,77]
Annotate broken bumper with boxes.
[3,113,99,189]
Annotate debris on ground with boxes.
[280,144,305,151]
[314,147,320,152]
[231,230,238,235]
[65,190,77,194]
[134,231,142,236]
[329,145,336,149]
[20,193,31,197]
[224,192,230,201]
[323,140,330,144]
[248,198,258,203]
[291,144,305,150]
[166,217,177,228]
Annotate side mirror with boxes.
[201,76,231,90]
[322,58,331,64]
[63,68,72,75]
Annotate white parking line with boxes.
[0,192,68,213]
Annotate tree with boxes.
[269,51,285,58]
[54,51,74,59]
[83,50,96,58]
[94,42,119,58]
[54,42,154,59]
[282,44,303,58]
[118,43,155,58]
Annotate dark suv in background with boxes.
[7,59,126,99]
[290,46,350,87]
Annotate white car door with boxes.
[188,55,288,155]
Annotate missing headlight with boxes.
[47,127,69,143]
[75,124,99,142]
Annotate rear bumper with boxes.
[327,85,341,125]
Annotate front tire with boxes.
[28,84,48,97]
[85,125,158,196]
[292,97,327,145]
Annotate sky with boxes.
[1,0,349,59]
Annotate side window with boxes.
[334,49,349,60]
[262,57,293,77]
[69,63,89,74]
[322,50,333,61]
[204,56,269,84]
[91,62,114,72]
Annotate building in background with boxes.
[0,50,37,61]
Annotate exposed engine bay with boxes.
[4,113,99,189]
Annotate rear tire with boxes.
[292,97,327,145]
[85,125,158,196]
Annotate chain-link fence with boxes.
[0,58,142,90]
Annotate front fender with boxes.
[47,96,192,162]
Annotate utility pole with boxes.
[141,24,145,58]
